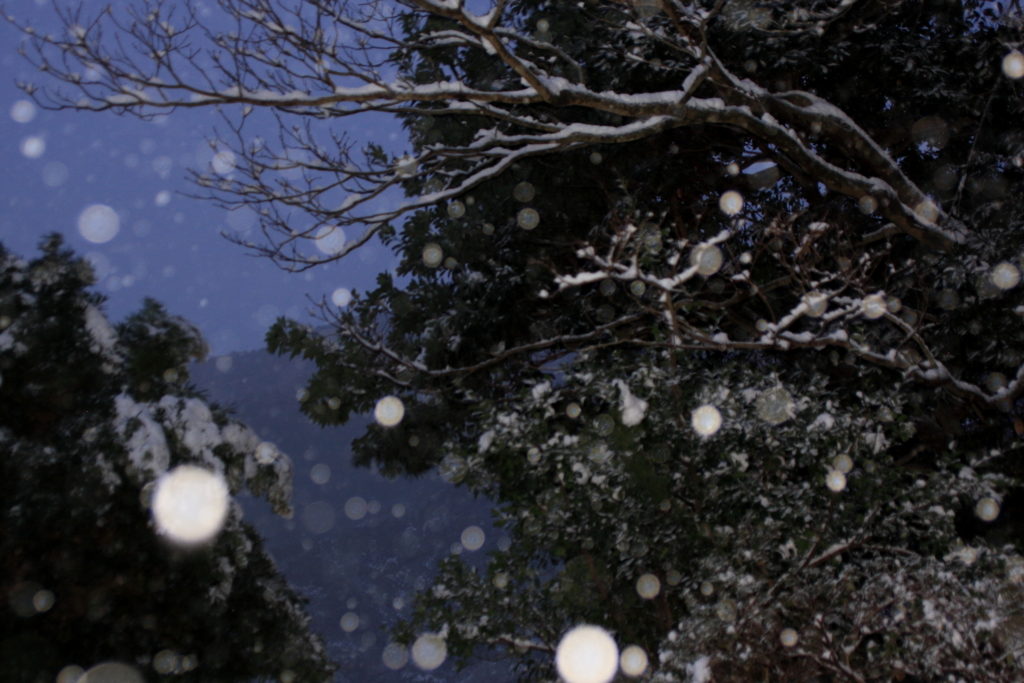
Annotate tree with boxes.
[13,0,1024,679]
[0,236,334,683]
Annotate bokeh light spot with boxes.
[826,469,847,492]
[310,463,331,484]
[756,387,795,425]
[691,404,722,436]
[555,625,619,683]
[152,466,229,545]
[779,628,799,647]
[517,208,540,230]
[375,396,405,426]
[77,204,120,244]
[861,294,886,319]
[993,262,1020,290]
[976,497,1000,522]
[332,288,352,307]
[691,244,723,276]
[10,100,36,123]
[21,136,45,159]
[422,243,443,268]
[461,525,485,551]
[383,643,409,670]
[345,496,368,520]
[620,645,648,677]
[636,573,661,599]
[719,190,744,216]
[1004,50,1024,79]
[514,181,536,202]
[340,612,360,632]
[412,634,448,671]
[315,225,346,255]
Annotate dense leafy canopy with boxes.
[15,0,1024,679]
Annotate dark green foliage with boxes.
[0,237,333,683]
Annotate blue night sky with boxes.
[0,0,411,356]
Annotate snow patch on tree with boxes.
[613,379,648,426]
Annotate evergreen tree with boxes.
[15,0,1024,679]
[0,236,334,683]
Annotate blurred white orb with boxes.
[514,181,536,202]
[78,204,120,244]
[422,242,443,267]
[10,100,36,123]
[315,225,346,255]
[152,649,180,674]
[1004,50,1024,79]
[858,195,877,214]
[992,262,1020,290]
[636,573,660,599]
[555,625,619,683]
[21,136,45,159]
[914,200,939,225]
[461,525,485,551]
[211,149,236,175]
[447,200,466,218]
[691,404,722,436]
[332,288,352,307]
[779,628,799,647]
[825,469,847,493]
[804,291,828,317]
[32,589,54,612]
[861,294,886,319]
[412,634,447,671]
[756,386,795,425]
[340,612,360,632]
[619,645,648,677]
[976,497,1000,522]
[690,244,723,276]
[719,190,744,216]
[155,190,171,206]
[382,642,409,670]
[832,453,853,474]
[517,207,540,230]
[310,464,331,484]
[344,496,368,520]
[152,466,230,544]
[375,396,405,426]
